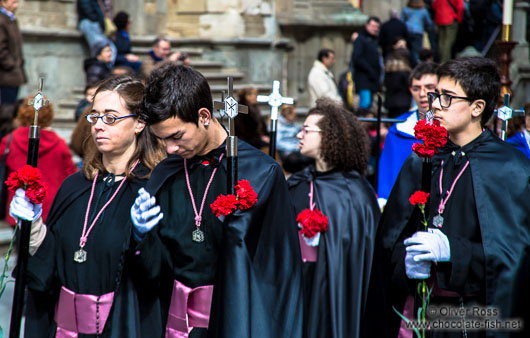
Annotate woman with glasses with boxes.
[10,75,166,337]
[287,98,380,338]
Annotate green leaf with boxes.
[392,306,422,338]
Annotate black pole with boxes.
[9,125,40,338]
[269,119,277,158]
[373,94,383,192]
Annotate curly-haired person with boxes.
[287,98,381,338]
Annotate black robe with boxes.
[24,165,160,338]
[131,139,303,338]
[287,166,380,338]
[362,130,530,338]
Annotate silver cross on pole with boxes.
[496,93,525,141]
[9,77,47,338]
[257,80,294,157]
[28,78,49,126]
[213,77,248,194]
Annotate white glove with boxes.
[131,188,163,241]
[405,250,431,279]
[9,188,42,223]
[404,228,451,262]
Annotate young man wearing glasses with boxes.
[363,56,530,337]
[378,61,439,204]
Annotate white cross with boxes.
[257,81,294,120]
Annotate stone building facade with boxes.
[14,0,530,139]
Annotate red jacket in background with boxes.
[0,127,78,226]
[432,0,464,25]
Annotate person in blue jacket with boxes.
[377,61,438,204]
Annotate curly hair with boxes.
[308,98,370,174]
[16,95,54,127]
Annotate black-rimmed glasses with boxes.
[86,113,136,125]
[427,92,474,109]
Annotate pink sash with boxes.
[54,286,114,337]
[298,232,318,262]
[165,280,214,338]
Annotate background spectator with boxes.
[0,95,77,224]
[112,11,141,72]
[140,37,189,79]
[235,86,269,149]
[74,81,98,121]
[77,0,117,64]
[307,48,342,108]
[0,0,26,105]
[401,0,434,66]
[352,16,383,110]
[83,40,112,85]
[432,0,464,62]
[379,9,409,61]
[384,47,412,118]
[276,104,312,174]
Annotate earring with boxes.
[135,130,140,135]
[204,121,209,127]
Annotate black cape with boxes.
[24,165,160,338]
[362,130,530,338]
[132,140,303,338]
[287,166,380,338]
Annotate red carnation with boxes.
[26,183,48,204]
[235,179,258,210]
[5,165,48,204]
[210,194,239,217]
[412,142,436,158]
[409,191,430,206]
[297,208,328,238]
[412,120,447,158]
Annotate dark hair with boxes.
[93,40,110,57]
[437,57,500,126]
[141,64,213,126]
[113,11,129,31]
[308,98,370,173]
[419,48,435,62]
[83,75,165,180]
[317,48,335,62]
[367,16,381,24]
[409,61,439,86]
[407,0,425,9]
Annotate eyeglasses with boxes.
[427,92,474,109]
[300,126,323,135]
[86,113,136,125]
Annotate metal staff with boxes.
[257,81,294,158]
[9,78,48,338]
[495,93,525,141]
[214,77,248,194]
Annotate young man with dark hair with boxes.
[378,61,439,203]
[363,56,530,337]
[129,64,303,337]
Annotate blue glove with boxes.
[131,188,163,241]
[405,250,431,279]
[404,228,451,262]
[9,188,42,223]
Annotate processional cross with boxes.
[214,77,248,194]
[9,78,47,338]
[496,94,525,141]
[257,80,294,157]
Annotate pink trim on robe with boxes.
[298,232,318,262]
[165,280,214,338]
[54,286,114,337]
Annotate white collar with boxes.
[395,110,419,136]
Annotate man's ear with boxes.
[198,108,212,127]
[471,99,486,119]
